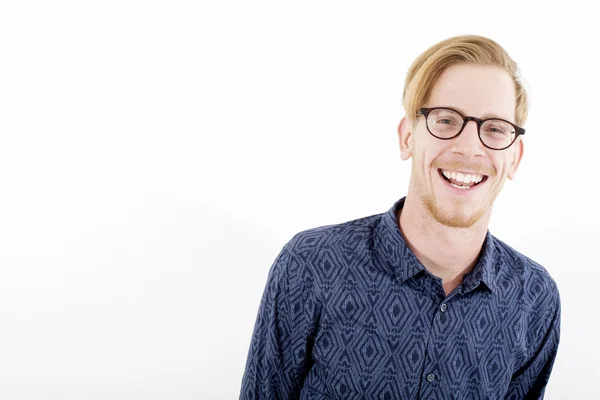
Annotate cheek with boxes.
[497,158,512,177]
[414,139,443,167]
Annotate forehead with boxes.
[426,64,516,122]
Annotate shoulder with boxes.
[493,236,558,291]
[284,212,383,255]
[270,212,383,290]
[492,235,561,323]
[263,213,383,319]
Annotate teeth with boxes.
[441,169,484,184]
[450,182,470,190]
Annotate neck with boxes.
[398,192,490,295]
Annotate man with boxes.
[240,35,561,399]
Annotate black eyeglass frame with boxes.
[418,107,525,150]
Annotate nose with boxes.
[450,120,485,158]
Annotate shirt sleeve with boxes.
[505,284,561,399]
[239,240,319,400]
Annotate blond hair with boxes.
[402,35,528,126]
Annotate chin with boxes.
[424,195,488,228]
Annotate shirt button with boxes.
[426,373,435,382]
[440,303,447,312]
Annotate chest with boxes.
[301,276,529,399]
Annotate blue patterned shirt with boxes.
[240,197,561,399]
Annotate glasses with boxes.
[418,107,525,150]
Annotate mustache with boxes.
[432,160,496,176]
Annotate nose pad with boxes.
[462,120,479,135]
[451,120,484,157]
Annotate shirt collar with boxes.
[373,197,498,293]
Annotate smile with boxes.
[438,169,488,190]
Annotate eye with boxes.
[487,126,509,135]
[427,109,462,130]
[434,116,460,126]
[482,120,513,136]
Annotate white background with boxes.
[0,0,598,399]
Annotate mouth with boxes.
[437,168,488,191]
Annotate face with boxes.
[398,63,524,228]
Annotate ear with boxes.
[398,116,414,161]
[507,137,524,180]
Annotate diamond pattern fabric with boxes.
[240,197,560,399]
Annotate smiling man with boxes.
[240,35,561,399]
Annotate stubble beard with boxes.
[413,169,500,229]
